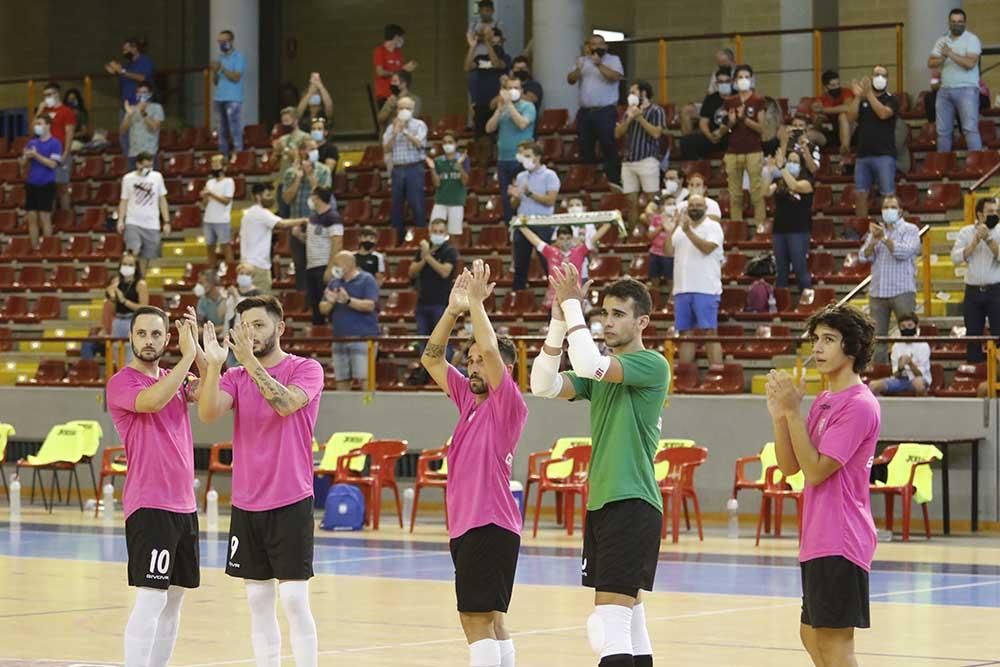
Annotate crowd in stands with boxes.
[3,5,1000,395]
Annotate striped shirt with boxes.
[381,118,428,165]
[951,224,1000,286]
[624,104,666,162]
[857,219,920,298]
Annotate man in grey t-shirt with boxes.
[119,82,164,169]
[567,34,624,188]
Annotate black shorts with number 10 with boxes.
[125,508,200,589]
[226,497,315,581]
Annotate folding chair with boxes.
[64,419,103,501]
[16,423,86,512]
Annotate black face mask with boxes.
[688,209,706,221]
[390,84,401,96]
[360,241,376,251]
[122,51,134,61]
[986,214,1000,229]
[899,327,918,337]
[593,48,607,58]
[827,87,842,99]
[212,169,223,177]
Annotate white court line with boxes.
[312,551,449,565]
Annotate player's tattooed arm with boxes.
[423,342,447,359]
[248,364,309,416]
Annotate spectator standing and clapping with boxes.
[507,141,560,292]
[319,252,380,391]
[408,219,459,351]
[105,37,154,158]
[487,75,536,224]
[510,56,544,116]
[769,151,815,300]
[297,72,334,131]
[300,187,345,326]
[200,154,236,270]
[722,65,767,231]
[37,82,75,212]
[377,71,423,126]
[870,313,931,396]
[466,25,511,166]
[568,34,624,188]
[355,226,387,286]
[20,115,62,248]
[117,152,169,276]
[382,96,428,244]
[616,80,666,228]
[271,107,308,217]
[213,29,246,157]
[847,66,898,218]
[950,198,1000,362]
[373,24,417,109]
[858,195,920,363]
[119,82,163,170]
[427,134,470,236]
[928,8,982,153]
[813,70,856,156]
[283,138,333,291]
[310,118,340,173]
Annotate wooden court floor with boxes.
[1,506,1000,666]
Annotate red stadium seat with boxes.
[383,291,417,319]
[384,259,413,288]
[15,266,48,290]
[907,151,956,181]
[536,108,569,135]
[956,151,1000,180]
[341,199,372,225]
[911,183,962,213]
[1,237,34,261]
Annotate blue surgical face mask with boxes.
[882,208,900,224]
[309,94,321,106]
[310,130,324,142]
[786,162,801,178]
[137,93,151,103]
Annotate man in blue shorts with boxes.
[847,65,898,218]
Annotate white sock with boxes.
[499,638,515,666]
[631,602,652,657]
[469,638,501,666]
[589,604,634,658]
[148,587,185,667]
[124,587,168,667]
[246,581,282,667]
[279,580,318,667]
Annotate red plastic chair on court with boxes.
[409,442,449,532]
[94,446,127,517]
[755,466,803,546]
[531,444,591,537]
[203,442,232,511]
[656,446,708,543]
[335,439,408,530]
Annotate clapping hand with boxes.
[548,262,593,306]
[940,43,952,58]
[507,183,522,199]
[392,117,405,133]
[419,239,431,258]
[176,318,199,360]
[202,321,230,367]
[625,105,641,120]
[850,79,864,97]
[465,259,496,304]
[765,370,805,418]
[228,321,257,367]
[447,270,471,316]
[975,222,990,240]
[680,213,693,233]
[871,223,885,240]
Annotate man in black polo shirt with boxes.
[847,65,898,218]
[408,218,459,352]
[677,67,732,160]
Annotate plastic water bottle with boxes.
[9,474,21,521]
[402,488,415,524]
[767,293,777,313]
[206,489,219,532]
[102,483,115,519]
[193,477,201,492]
[726,498,739,538]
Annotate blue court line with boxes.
[3,525,1000,609]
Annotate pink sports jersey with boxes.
[107,367,197,519]
[800,383,881,571]
[445,365,527,539]
[541,243,590,306]
[219,354,324,511]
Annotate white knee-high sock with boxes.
[147,586,185,667]
[124,587,169,667]
[499,638,516,666]
[469,638,501,667]
[246,581,282,667]
[279,580,318,667]
[631,603,652,657]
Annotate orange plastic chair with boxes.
[409,443,449,532]
[755,466,803,546]
[203,442,232,511]
[94,446,127,517]
[335,439,408,530]
[656,446,708,543]
[531,445,591,537]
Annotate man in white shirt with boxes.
[869,313,931,396]
[117,151,169,275]
[239,183,309,294]
[663,194,725,366]
[201,153,235,269]
[927,8,982,153]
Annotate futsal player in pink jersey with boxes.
[421,260,528,667]
[765,304,880,667]
[197,295,325,667]
[107,306,204,667]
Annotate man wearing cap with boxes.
[201,154,236,269]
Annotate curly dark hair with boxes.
[806,305,875,373]
[603,277,652,317]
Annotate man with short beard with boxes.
[198,295,324,667]
[106,306,205,666]
[421,260,527,667]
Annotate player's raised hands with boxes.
[447,271,470,317]
[549,262,593,306]
[466,259,495,303]
[202,321,230,367]
[176,318,199,361]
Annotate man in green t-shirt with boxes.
[530,266,669,667]
[425,132,469,236]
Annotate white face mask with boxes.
[663,204,677,217]
[627,94,640,107]
[193,284,206,297]
[590,321,604,336]
[330,266,344,280]
[568,206,585,215]
[236,274,254,289]
[307,149,319,163]
[717,82,733,96]
[663,179,679,194]
[306,198,316,211]
[882,208,900,224]
[442,143,456,154]
[509,88,522,102]
[430,233,449,246]
[33,123,45,136]
[522,158,536,171]
[45,95,58,108]
[736,77,752,92]
[872,75,888,91]
[119,265,136,278]
[397,108,413,121]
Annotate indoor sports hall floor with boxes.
[1,507,999,666]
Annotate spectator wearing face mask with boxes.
[382,95,428,244]
[62,88,89,144]
[297,72,334,132]
[222,263,263,345]
[283,137,333,290]
[310,118,340,173]
[377,71,422,126]
[568,34,624,188]
[212,29,245,157]
[408,219,459,348]
[663,194,725,367]
[707,48,736,94]
[355,226,386,286]
[271,107,309,216]
[37,82,75,212]
[616,80,666,229]
[466,25,511,164]
[426,134,470,236]
[661,168,689,203]
[928,8,982,153]
[847,66,898,218]
[119,82,163,170]
[467,0,503,53]
[105,37,154,157]
[117,152,169,276]
[768,151,815,300]
[510,56,543,115]
[320,251,380,391]
[677,68,731,161]
[507,141,560,292]
[107,251,150,364]
[777,114,821,177]
[951,198,1000,362]
[722,64,767,229]
[240,183,311,294]
[297,187,345,325]
[677,173,722,222]
[200,154,235,269]
[813,70,856,156]
[487,76,536,224]
[869,313,931,396]
[858,194,920,363]
[374,24,418,110]
[20,115,61,248]
[195,270,228,328]
[514,222,610,308]
[642,194,677,297]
